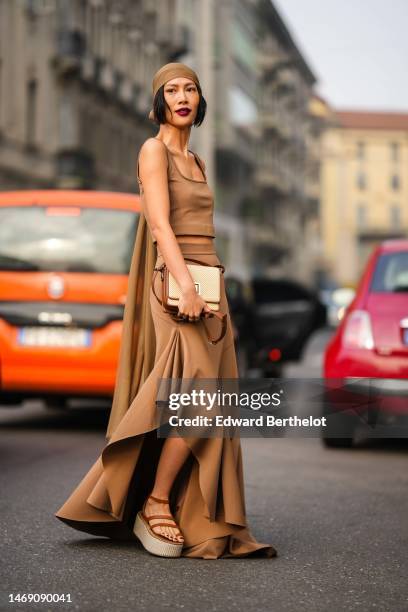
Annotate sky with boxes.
[273,0,408,112]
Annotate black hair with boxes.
[152,82,207,126]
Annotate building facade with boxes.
[320,108,408,287]
[251,0,319,284]
[0,0,196,193]
[0,0,322,285]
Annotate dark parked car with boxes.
[225,276,327,377]
[224,277,254,375]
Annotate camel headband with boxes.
[148,62,201,121]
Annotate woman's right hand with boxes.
[177,287,212,322]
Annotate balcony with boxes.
[143,0,158,15]
[53,29,86,75]
[135,89,151,116]
[169,24,191,60]
[275,68,297,94]
[257,50,286,73]
[255,164,290,196]
[278,119,291,141]
[305,180,320,202]
[259,109,291,141]
[156,22,191,61]
[80,54,97,81]
[246,221,290,260]
[113,69,124,97]
[55,148,95,189]
[99,62,114,92]
[261,111,280,134]
[119,77,134,105]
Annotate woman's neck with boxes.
[156,126,192,157]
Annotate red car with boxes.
[322,239,408,447]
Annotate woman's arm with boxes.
[138,138,211,321]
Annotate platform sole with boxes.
[134,512,184,558]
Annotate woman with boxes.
[55,62,277,560]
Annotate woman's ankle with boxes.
[149,489,170,501]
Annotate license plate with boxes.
[18,326,91,348]
[403,329,408,345]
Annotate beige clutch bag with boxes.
[151,257,228,345]
[168,263,221,310]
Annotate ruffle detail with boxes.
[55,249,277,559]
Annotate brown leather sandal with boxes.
[134,494,184,558]
[142,495,184,541]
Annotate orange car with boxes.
[0,190,141,409]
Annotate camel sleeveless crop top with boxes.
[136,138,215,245]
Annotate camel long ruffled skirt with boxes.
[55,242,277,559]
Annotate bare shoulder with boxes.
[139,137,168,169]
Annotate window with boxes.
[58,94,76,148]
[26,79,37,147]
[356,141,365,159]
[390,142,400,162]
[370,252,408,292]
[0,206,138,274]
[232,21,256,72]
[390,205,401,229]
[356,171,366,190]
[391,174,400,191]
[229,86,258,126]
[356,203,367,229]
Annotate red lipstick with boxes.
[175,108,191,116]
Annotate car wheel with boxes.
[0,393,23,406]
[321,392,357,448]
[322,436,354,448]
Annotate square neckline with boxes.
[153,137,207,183]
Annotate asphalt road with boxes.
[1,329,408,612]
